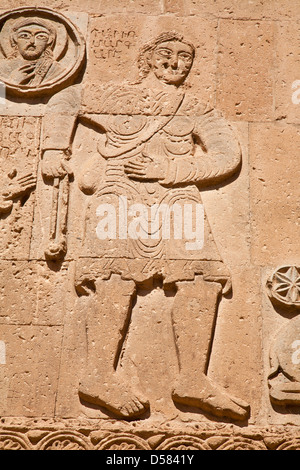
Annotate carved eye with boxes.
[17,32,31,40]
[156,48,172,59]
[178,52,193,62]
[35,33,49,41]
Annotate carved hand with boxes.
[10,63,37,85]
[2,173,37,201]
[124,155,168,181]
[42,150,73,179]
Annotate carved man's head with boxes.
[11,19,56,61]
[138,32,195,86]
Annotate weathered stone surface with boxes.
[0,324,63,417]
[0,260,70,324]
[1,1,164,15]
[0,0,299,451]
[165,0,300,21]
[217,19,274,121]
[249,123,300,267]
[274,20,300,124]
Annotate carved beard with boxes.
[14,49,54,86]
[20,47,46,61]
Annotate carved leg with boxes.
[171,276,250,421]
[78,274,149,418]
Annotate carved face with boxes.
[14,24,53,60]
[150,40,194,86]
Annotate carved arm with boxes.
[41,86,81,179]
[161,110,242,187]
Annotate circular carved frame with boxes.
[267,265,300,310]
[0,7,86,97]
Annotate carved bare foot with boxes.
[172,374,250,421]
[78,372,149,418]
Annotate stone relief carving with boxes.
[268,317,300,406]
[0,0,297,452]
[267,266,300,407]
[1,424,300,450]
[42,31,249,421]
[44,169,71,260]
[0,7,85,97]
[0,116,40,257]
[267,265,300,310]
[0,169,36,215]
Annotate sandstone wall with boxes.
[0,0,299,450]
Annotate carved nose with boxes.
[170,56,178,69]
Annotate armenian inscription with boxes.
[91,28,137,60]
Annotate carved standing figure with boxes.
[42,32,250,421]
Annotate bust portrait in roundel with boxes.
[0,17,63,87]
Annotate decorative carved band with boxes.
[0,426,299,450]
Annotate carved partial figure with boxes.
[0,170,36,215]
[267,266,300,406]
[0,8,86,97]
[0,18,62,86]
[42,32,250,421]
[269,316,300,406]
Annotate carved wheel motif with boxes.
[276,438,300,450]
[267,266,300,309]
[96,433,151,450]
[0,433,31,450]
[216,437,267,450]
[37,431,91,450]
[156,435,210,450]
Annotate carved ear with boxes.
[10,32,17,47]
[47,32,57,51]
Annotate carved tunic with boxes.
[43,84,241,287]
